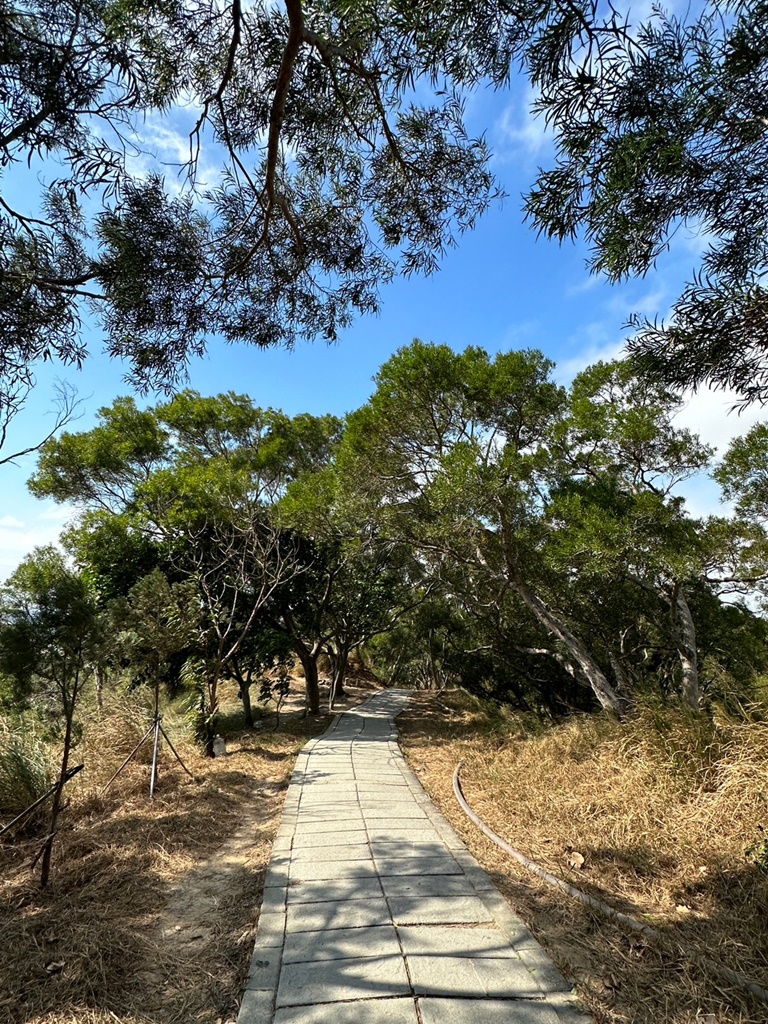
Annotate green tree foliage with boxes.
[29,391,342,721]
[552,360,718,710]
[23,353,768,729]
[342,340,768,714]
[0,546,99,884]
[5,0,767,405]
[222,620,294,729]
[62,512,162,603]
[110,569,196,706]
[341,339,633,712]
[278,461,428,706]
[515,0,768,399]
[716,424,768,524]
[2,0,498,400]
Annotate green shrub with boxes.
[745,825,768,873]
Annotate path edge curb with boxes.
[236,691,594,1024]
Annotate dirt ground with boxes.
[7,683,767,1024]
[0,680,374,1024]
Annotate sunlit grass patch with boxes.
[399,689,768,1024]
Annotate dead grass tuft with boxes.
[0,724,53,833]
[399,690,768,1024]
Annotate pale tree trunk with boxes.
[627,573,701,712]
[295,644,321,714]
[328,644,350,711]
[608,652,631,698]
[671,585,701,712]
[513,582,628,715]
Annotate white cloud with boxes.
[566,274,603,297]
[554,338,627,384]
[0,524,63,584]
[675,219,716,261]
[37,503,76,523]
[0,503,74,584]
[125,110,225,195]
[673,387,766,458]
[553,281,671,383]
[495,319,541,351]
[0,516,24,529]
[492,87,553,166]
[670,390,766,516]
[608,284,668,321]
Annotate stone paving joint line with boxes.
[238,690,593,1024]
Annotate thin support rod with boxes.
[0,765,83,837]
[149,716,162,799]
[157,722,194,779]
[101,722,155,793]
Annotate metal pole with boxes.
[157,721,195,779]
[149,715,161,799]
[101,722,155,793]
[0,765,83,837]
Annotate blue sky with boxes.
[1,74,763,580]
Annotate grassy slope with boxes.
[5,683,767,1024]
[398,690,768,1024]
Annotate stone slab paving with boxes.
[238,690,593,1024]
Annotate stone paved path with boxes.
[238,690,593,1024]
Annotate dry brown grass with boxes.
[0,678,376,1024]
[398,690,768,1024]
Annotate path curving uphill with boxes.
[238,690,593,1024]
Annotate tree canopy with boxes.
[4,0,768,408]
[18,346,768,732]
[518,0,768,401]
[1,0,499,401]
[338,340,768,712]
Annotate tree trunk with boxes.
[95,663,105,713]
[334,654,347,698]
[232,659,255,729]
[512,582,628,715]
[427,630,439,690]
[296,645,320,714]
[41,680,77,887]
[672,585,701,712]
[608,652,631,697]
[329,646,349,711]
[239,678,255,729]
[627,573,701,712]
[203,662,221,757]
